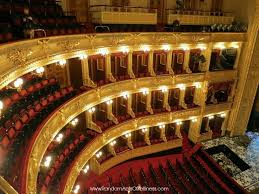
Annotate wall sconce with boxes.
[73,185,80,194]
[159,124,165,129]
[120,46,129,54]
[194,82,201,89]
[141,128,148,133]
[121,92,129,99]
[71,118,79,126]
[55,133,64,143]
[79,54,87,60]
[178,84,186,91]
[35,67,45,75]
[231,42,239,49]
[141,45,150,52]
[125,133,131,138]
[220,113,226,118]
[83,164,90,174]
[208,115,214,120]
[162,44,170,51]
[43,156,52,167]
[141,88,149,95]
[110,140,116,146]
[197,44,207,51]
[180,44,190,51]
[13,78,24,90]
[58,59,66,67]
[192,118,198,123]
[96,151,102,158]
[88,107,96,113]
[214,43,226,50]
[176,121,182,126]
[160,86,168,93]
[98,48,109,56]
[106,100,113,105]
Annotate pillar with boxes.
[105,54,116,82]
[162,90,171,111]
[85,111,102,133]
[179,88,187,109]
[160,126,167,142]
[166,51,174,75]
[125,135,133,149]
[143,130,151,145]
[188,117,202,143]
[127,52,135,78]
[127,94,135,118]
[108,144,116,156]
[203,43,213,72]
[146,92,154,114]
[148,51,156,76]
[81,58,96,87]
[107,102,119,124]
[183,50,192,73]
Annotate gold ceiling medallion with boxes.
[57,40,80,51]
[7,48,33,67]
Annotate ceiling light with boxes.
[13,78,23,88]
[194,82,201,88]
[220,113,226,118]
[83,164,90,174]
[159,124,165,129]
[141,88,149,95]
[106,100,113,105]
[160,86,168,93]
[43,156,52,167]
[141,45,150,52]
[58,59,66,67]
[96,151,103,158]
[35,67,45,74]
[71,118,79,126]
[88,107,96,113]
[121,92,129,99]
[110,140,116,146]
[141,128,148,133]
[177,84,186,91]
[55,133,64,143]
[79,54,87,60]
[180,44,190,51]
[120,46,129,53]
[125,133,131,138]
[73,184,80,194]
[98,48,109,56]
[208,115,214,120]
[162,44,170,51]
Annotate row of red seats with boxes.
[95,120,115,131]
[2,78,57,109]
[115,145,129,154]
[42,134,85,191]
[97,152,113,164]
[0,86,74,153]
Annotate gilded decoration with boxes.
[7,48,33,67]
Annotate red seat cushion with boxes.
[7,128,15,139]
[1,136,10,148]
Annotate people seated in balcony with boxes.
[22,6,41,39]
[220,48,237,69]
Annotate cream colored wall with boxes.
[129,0,148,7]
[89,0,111,6]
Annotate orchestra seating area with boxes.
[80,145,246,194]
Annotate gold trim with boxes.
[0,176,18,194]
[0,33,245,89]
[98,139,182,175]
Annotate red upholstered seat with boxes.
[7,128,15,139]
[69,143,75,150]
[11,93,20,101]
[1,136,10,148]
[44,175,51,185]
[14,120,23,131]
[3,97,12,107]
[49,167,55,177]
[64,148,69,156]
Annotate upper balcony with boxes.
[90,5,157,25]
[167,9,234,26]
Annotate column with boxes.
[179,87,188,109]
[125,134,133,149]
[81,58,96,87]
[183,50,192,73]
[203,43,213,72]
[221,113,229,136]
[146,92,154,114]
[159,126,167,142]
[85,111,102,133]
[105,54,116,82]
[233,43,242,69]
[143,130,151,145]
[175,124,182,138]
[127,94,135,118]
[108,144,116,156]
[228,80,237,102]
[148,51,156,76]
[162,90,171,111]
[107,102,119,124]
[166,51,174,75]
[89,157,100,174]
[127,51,135,78]
[188,117,202,143]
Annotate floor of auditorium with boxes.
[202,131,259,192]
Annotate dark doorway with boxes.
[247,87,259,132]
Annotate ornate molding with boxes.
[0,32,246,89]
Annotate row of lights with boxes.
[71,111,227,193]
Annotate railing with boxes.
[89,5,157,13]
[166,9,233,17]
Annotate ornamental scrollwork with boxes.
[7,48,33,67]
[57,40,80,51]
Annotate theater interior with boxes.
[0,0,258,193]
